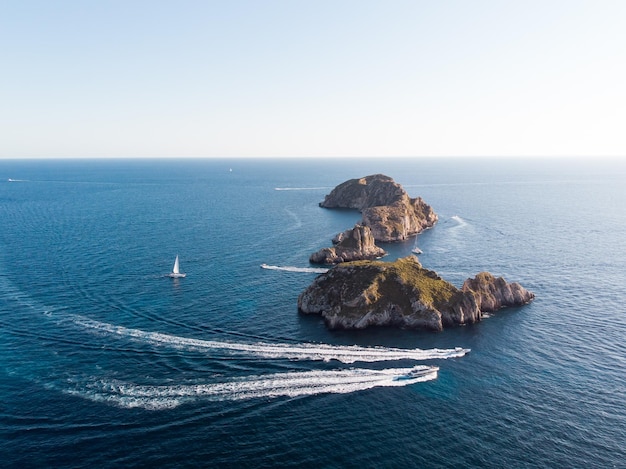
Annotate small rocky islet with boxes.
[299,174,535,331]
[319,173,438,241]
[309,174,437,264]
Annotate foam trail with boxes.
[451,215,468,227]
[283,208,302,229]
[63,366,438,410]
[260,264,329,274]
[70,316,469,363]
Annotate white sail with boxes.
[168,255,186,278]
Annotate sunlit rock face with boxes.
[319,174,438,242]
[309,224,387,265]
[298,256,482,331]
[299,257,535,331]
[462,272,535,312]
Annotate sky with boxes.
[1,0,625,159]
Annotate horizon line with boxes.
[1,154,624,161]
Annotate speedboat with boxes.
[393,365,438,381]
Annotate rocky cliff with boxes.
[298,256,535,331]
[309,224,387,264]
[319,174,438,242]
[298,256,482,331]
[462,272,535,312]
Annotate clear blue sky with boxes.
[1,0,625,158]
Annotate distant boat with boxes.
[412,247,423,254]
[168,255,186,278]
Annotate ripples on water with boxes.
[1,158,625,468]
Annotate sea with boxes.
[0,157,624,468]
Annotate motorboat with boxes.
[393,365,438,381]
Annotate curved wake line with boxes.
[69,315,470,363]
[62,366,438,410]
[261,263,329,274]
[7,178,121,186]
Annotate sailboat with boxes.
[168,255,186,278]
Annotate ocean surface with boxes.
[1,157,625,468]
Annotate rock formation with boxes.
[298,256,482,331]
[309,224,387,264]
[298,256,535,331]
[319,174,438,242]
[462,272,535,312]
[302,173,535,332]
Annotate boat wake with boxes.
[260,263,329,274]
[451,215,468,228]
[0,277,466,410]
[61,366,439,410]
[70,315,470,363]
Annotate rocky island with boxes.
[298,256,535,331]
[309,224,387,264]
[319,174,438,242]
[299,174,535,331]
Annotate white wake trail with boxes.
[63,366,439,410]
[70,315,470,363]
[260,263,329,274]
[450,215,468,228]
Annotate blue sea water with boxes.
[0,157,625,468]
